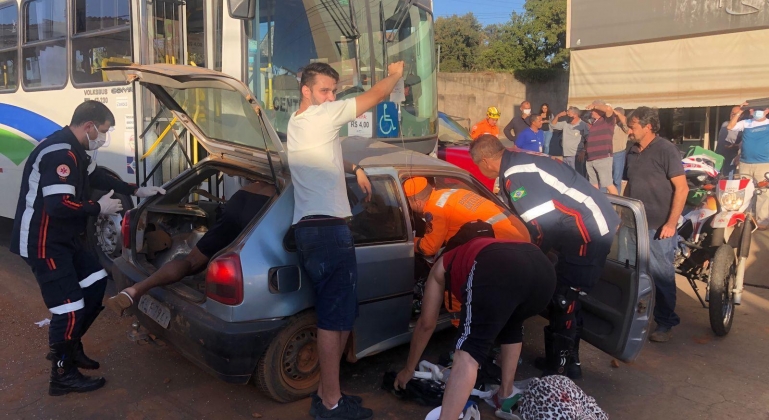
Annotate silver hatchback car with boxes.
[106,65,654,402]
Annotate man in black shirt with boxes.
[106,181,274,315]
[623,107,688,343]
[503,101,532,142]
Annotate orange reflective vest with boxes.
[415,188,530,257]
[470,119,500,140]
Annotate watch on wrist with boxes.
[354,165,365,174]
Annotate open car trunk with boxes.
[132,162,278,303]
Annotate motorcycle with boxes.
[676,149,769,336]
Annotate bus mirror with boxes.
[228,0,255,20]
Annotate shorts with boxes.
[454,243,556,365]
[294,216,359,331]
[586,156,614,189]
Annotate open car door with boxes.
[581,195,654,362]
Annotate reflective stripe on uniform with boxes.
[504,164,610,235]
[435,189,458,208]
[519,200,556,222]
[42,184,76,197]
[49,298,85,315]
[485,213,508,225]
[79,269,108,288]
[20,143,72,258]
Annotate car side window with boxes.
[347,175,407,245]
[610,205,637,267]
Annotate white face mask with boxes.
[755,110,766,120]
[85,123,113,150]
[522,108,531,116]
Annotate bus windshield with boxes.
[247,0,436,141]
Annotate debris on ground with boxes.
[34,318,50,327]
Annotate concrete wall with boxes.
[437,72,570,131]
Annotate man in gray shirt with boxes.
[552,107,589,169]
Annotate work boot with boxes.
[48,341,106,396]
[649,325,672,342]
[46,339,100,370]
[542,333,574,377]
[567,336,582,380]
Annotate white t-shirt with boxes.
[287,99,358,224]
[731,118,769,132]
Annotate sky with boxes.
[433,0,526,25]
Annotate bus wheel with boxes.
[86,189,133,273]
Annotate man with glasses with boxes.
[10,101,164,396]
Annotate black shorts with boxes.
[454,242,556,365]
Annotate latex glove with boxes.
[135,186,166,198]
[98,190,123,215]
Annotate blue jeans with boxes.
[612,150,626,192]
[295,221,359,331]
[648,229,680,328]
[543,130,553,155]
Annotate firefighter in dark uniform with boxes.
[469,134,620,379]
[10,101,165,396]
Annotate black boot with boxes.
[534,327,554,372]
[47,339,100,369]
[542,333,574,377]
[567,336,582,380]
[48,341,106,396]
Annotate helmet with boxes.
[487,106,501,119]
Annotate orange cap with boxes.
[403,177,428,197]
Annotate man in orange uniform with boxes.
[470,107,502,140]
[403,177,530,257]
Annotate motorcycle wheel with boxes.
[708,244,736,336]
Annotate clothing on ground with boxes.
[519,375,608,420]
[624,136,685,229]
[586,115,615,161]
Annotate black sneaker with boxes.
[309,393,363,417]
[315,395,373,420]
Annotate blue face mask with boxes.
[755,110,766,120]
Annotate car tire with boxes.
[86,189,133,274]
[255,310,320,402]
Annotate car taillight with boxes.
[205,253,244,305]
[121,210,133,249]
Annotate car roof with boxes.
[341,137,457,170]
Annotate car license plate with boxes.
[138,295,171,329]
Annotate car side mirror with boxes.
[227,0,255,19]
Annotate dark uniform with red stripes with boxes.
[10,127,135,346]
[499,149,620,376]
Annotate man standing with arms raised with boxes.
[288,61,404,420]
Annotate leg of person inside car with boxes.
[106,182,273,315]
[394,238,556,420]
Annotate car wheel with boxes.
[255,310,320,402]
[86,189,133,274]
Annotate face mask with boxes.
[522,109,531,116]
[86,125,109,150]
[755,110,766,120]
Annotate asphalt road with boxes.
[1,217,768,419]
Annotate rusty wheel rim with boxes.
[280,327,319,389]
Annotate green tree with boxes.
[435,13,484,72]
[478,0,568,73]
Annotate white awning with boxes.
[568,29,769,109]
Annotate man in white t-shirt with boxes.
[288,61,404,420]
[728,101,769,228]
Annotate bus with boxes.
[0,0,437,266]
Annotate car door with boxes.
[580,195,654,362]
[347,167,415,359]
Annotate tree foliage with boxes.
[437,0,568,77]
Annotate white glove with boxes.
[98,190,123,215]
[135,186,166,198]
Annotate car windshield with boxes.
[168,86,275,151]
[438,113,471,144]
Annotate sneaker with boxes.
[493,390,523,420]
[315,395,372,420]
[649,325,672,342]
[309,393,364,417]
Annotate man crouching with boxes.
[394,232,556,419]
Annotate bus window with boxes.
[71,0,131,86]
[22,0,66,90]
[0,2,18,92]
